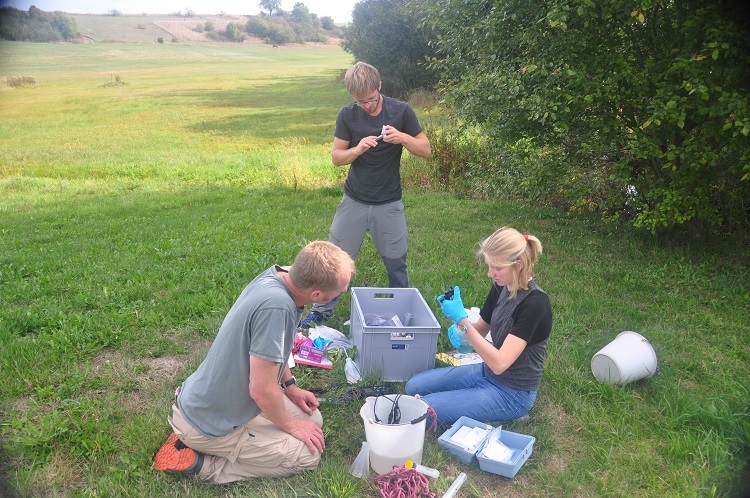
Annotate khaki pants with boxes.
[169,395,323,483]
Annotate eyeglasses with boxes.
[355,93,380,107]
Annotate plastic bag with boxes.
[349,441,371,478]
[481,427,513,463]
[364,313,403,327]
[309,325,352,350]
[345,357,362,384]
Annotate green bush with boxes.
[0,6,78,42]
[245,17,269,38]
[225,22,244,42]
[420,0,750,233]
[266,23,294,45]
[342,0,437,98]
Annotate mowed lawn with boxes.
[1,36,749,498]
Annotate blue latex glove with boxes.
[437,286,469,323]
[447,324,462,349]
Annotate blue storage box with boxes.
[437,416,493,464]
[476,428,535,478]
[438,416,535,477]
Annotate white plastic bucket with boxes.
[359,394,429,474]
[591,331,658,385]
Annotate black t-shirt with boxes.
[479,285,552,346]
[334,96,423,204]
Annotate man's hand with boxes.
[288,417,326,454]
[284,385,319,415]
[354,135,381,154]
[380,125,405,144]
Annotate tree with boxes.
[290,2,311,24]
[0,6,78,42]
[320,16,335,31]
[421,0,750,232]
[341,0,438,98]
[259,0,282,17]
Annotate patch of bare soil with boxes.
[93,343,209,391]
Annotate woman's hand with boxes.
[437,286,469,322]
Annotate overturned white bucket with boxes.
[359,394,429,474]
[591,331,658,385]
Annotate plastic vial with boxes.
[404,459,439,478]
[441,472,467,498]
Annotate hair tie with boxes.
[523,234,529,241]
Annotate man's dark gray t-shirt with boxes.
[335,96,423,205]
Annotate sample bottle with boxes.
[404,459,439,478]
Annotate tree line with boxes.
[0,6,78,42]
[0,5,343,45]
[343,0,750,235]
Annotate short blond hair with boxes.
[290,241,355,292]
[477,227,543,298]
[344,62,380,99]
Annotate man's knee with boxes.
[295,447,322,471]
[310,409,323,427]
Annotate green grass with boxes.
[1,35,749,498]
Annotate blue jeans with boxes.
[404,363,537,428]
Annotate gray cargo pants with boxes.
[311,194,409,318]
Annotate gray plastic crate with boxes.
[350,287,440,382]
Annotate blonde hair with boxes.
[290,241,355,292]
[477,227,543,298]
[344,62,380,99]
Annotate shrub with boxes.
[245,17,269,38]
[0,75,36,88]
[225,22,244,42]
[157,37,164,44]
[320,16,335,30]
[266,23,294,45]
[0,6,78,42]
[204,20,214,31]
[309,32,327,43]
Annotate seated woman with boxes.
[405,227,552,427]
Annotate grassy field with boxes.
[1,35,749,498]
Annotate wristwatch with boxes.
[280,376,296,389]
[457,323,471,334]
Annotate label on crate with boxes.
[389,332,414,341]
[391,344,408,350]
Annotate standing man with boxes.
[300,61,432,328]
[153,241,355,483]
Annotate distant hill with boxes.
[71,13,254,44]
